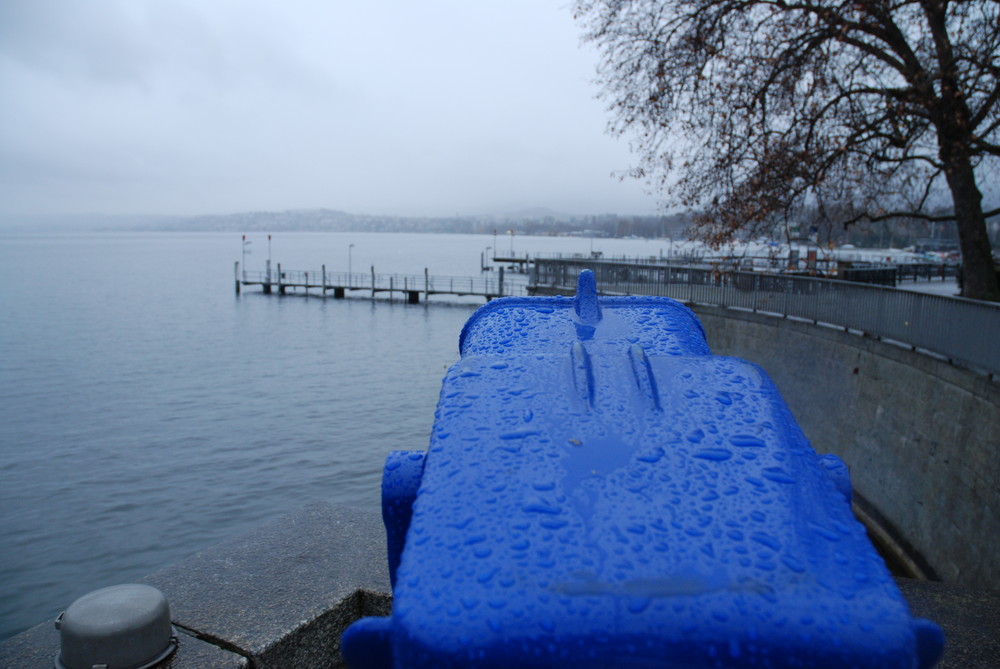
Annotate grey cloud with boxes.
[0,1,657,218]
[0,0,153,86]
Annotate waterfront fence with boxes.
[530,258,1000,376]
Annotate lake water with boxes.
[0,229,675,640]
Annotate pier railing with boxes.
[532,253,959,285]
[238,267,528,300]
[530,259,1000,376]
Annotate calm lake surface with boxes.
[0,229,674,640]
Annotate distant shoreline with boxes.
[0,209,689,238]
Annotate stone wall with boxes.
[694,306,1000,587]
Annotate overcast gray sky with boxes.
[0,0,659,218]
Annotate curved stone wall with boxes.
[693,306,1000,588]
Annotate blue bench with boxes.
[342,270,943,668]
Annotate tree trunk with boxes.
[942,155,999,302]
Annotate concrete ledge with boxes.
[3,502,997,668]
[0,502,390,669]
[0,614,247,669]
[141,502,390,668]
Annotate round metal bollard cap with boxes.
[55,584,178,669]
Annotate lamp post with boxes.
[241,235,252,280]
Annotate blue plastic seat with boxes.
[343,270,942,668]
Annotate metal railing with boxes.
[896,263,960,281]
[530,259,1000,376]
[240,269,528,298]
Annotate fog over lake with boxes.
[0,229,684,640]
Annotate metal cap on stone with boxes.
[55,584,178,669]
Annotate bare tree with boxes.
[575,0,1000,301]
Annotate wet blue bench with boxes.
[342,270,943,669]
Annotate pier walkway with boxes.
[235,262,526,303]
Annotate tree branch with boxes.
[843,206,1000,226]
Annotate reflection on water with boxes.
[0,230,675,640]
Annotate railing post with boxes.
[425,268,429,301]
[499,266,505,297]
[782,276,790,317]
[235,261,240,295]
[371,265,376,298]
[322,265,327,295]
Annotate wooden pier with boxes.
[235,262,521,302]
[490,253,531,272]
